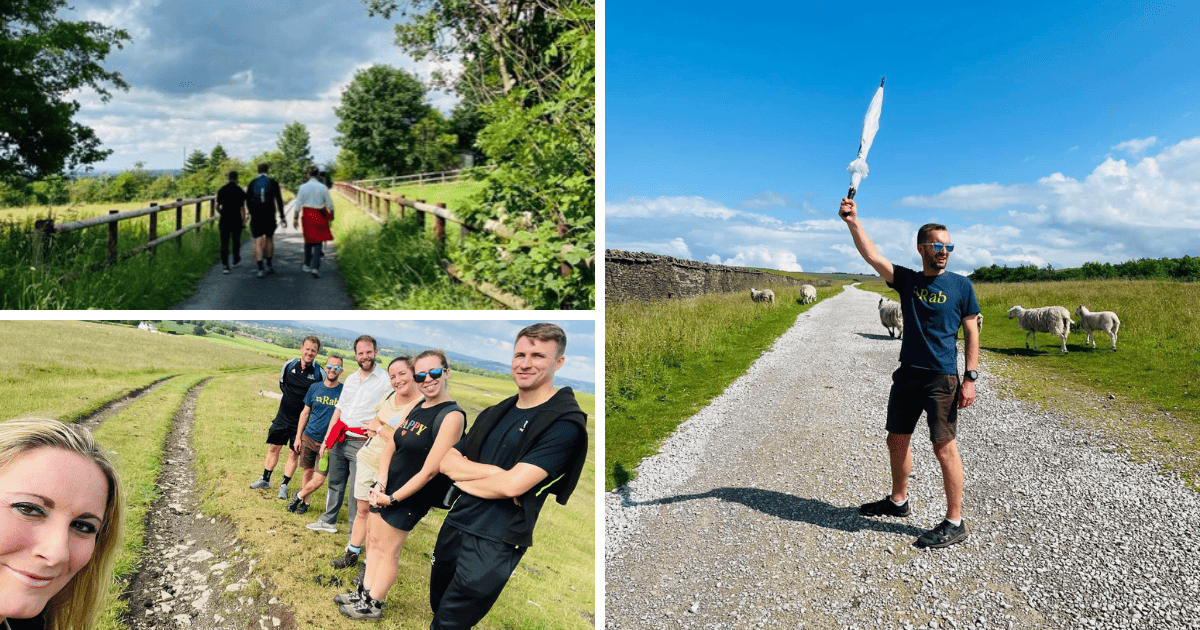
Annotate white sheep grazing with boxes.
[1075,305,1120,351]
[799,284,817,304]
[878,297,903,338]
[957,313,983,340]
[1007,305,1072,353]
[750,288,775,303]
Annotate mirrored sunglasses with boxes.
[326,365,343,372]
[413,368,445,383]
[922,242,955,253]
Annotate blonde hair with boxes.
[0,418,124,630]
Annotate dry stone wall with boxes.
[605,249,807,303]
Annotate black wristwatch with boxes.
[963,370,978,382]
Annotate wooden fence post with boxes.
[435,203,446,245]
[175,201,183,249]
[108,210,119,262]
[195,199,201,225]
[416,199,426,233]
[148,203,158,254]
[398,196,406,218]
[32,218,54,267]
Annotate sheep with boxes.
[956,313,983,340]
[878,297,903,338]
[1075,305,1120,351]
[749,287,775,303]
[1007,305,1072,353]
[799,284,817,304]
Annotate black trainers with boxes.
[859,495,911,517]
[294,500,309,515]
[339,597,383,621]
[287,492,302,513]
[332,549,359,569]
[916,519,969,549]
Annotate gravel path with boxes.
[605,284,1200,630]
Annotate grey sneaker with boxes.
[222,266,231,274]
[250,478,270,490]
[916,519,969,549]
[302,265,312,273]
[339,598,383,621]
[334,584,366,606]
[256,268,265,278]
[278,482,289,500]
[331,549,359,569]
[312,269,320,278]
[307,520,337,533]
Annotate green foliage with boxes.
[411,109,460,173]
[0,0,130,180]
[334,65,431,176]
[276,121,313,190]
[208,144,229,165]
[971,256,1200,283]
[182,149,208,175]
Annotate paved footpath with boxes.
[173,201,354,309]
[605,284,1200,630]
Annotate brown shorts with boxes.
[885,365,960,443]
[298,434,322,470]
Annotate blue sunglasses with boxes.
[325,365,343,372]
[921,242,955,253]
[414,368,445,383]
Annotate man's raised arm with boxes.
[840,198,894,284]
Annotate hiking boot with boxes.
[332,549,359,569]
[307,520,337,533]
[250,478,271,490]
[916,519,969,549]
[334,584,367,606]
[278,482,289,500]
[294,500,309,515]
[287,492,302,513]
[859,495,911,517]
[339,598,383,621]
[351,561,367,587]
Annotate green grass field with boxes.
[0,321,594,629]
[608,278,1200,492]
[384,180,486,212]
[604,282,844,490]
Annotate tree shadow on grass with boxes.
[615,485,925,538]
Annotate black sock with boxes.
[262,469,272,482]
[281,475,291,486]
[257,260,264,270]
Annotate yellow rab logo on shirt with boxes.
[913,288,948,304]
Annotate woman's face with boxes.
[414,356,447,399]
[389,361,415,395]
[0,447,108,621]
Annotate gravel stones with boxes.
[605,285,1200,629]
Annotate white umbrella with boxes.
[846,77,885,201]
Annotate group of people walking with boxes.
[249,323,588,625]
[215,163,335,278]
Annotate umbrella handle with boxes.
[847,187,857,200]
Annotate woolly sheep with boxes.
[1007,305,1072,353]
[799,284,817,305]
[878,297,903,338]
[750,288,775,303]
[1075,305,1120,351]
[957,313,983,340]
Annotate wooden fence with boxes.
[33,196,217,270]
[335,180,592,309]
[352,167,490,189]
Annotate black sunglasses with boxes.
[413,368,445,383]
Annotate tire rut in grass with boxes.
[76,376,175,432]
[121,378,298,630]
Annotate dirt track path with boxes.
[605,284,1200,629]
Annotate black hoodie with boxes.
[449,387,588,547]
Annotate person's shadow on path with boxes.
[616,485,926,538]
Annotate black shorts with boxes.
[369,497,432,531]
[885,365,960,443]
[250,216,277,238]
[266,419,298,447]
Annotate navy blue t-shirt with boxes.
[302,381,343,442]
[443,405,583,545]
[887,265,980,375]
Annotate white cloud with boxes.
[1112,136,1158,155]
[739,190,791,210]
[719,246,803,272]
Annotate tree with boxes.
[182,150,209,175]
[1,1,130,181]
[276,122,313,190]
[334,65,431,176]
[208,144,230,168]
[411,110,459,173]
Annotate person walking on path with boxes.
[309,335,390,536]
[251,336,325,500]
[840,197,980,549]
[288,354,345,514]
[292,164,335,279]
[245,162,286,278]
[215,170,246,274]
[336,350,466,621]
[428,323,589,629]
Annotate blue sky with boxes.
[62,0,459,171]
[605,1,1200,275]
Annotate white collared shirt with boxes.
[334,365,390,429]
[294,177,334,210]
